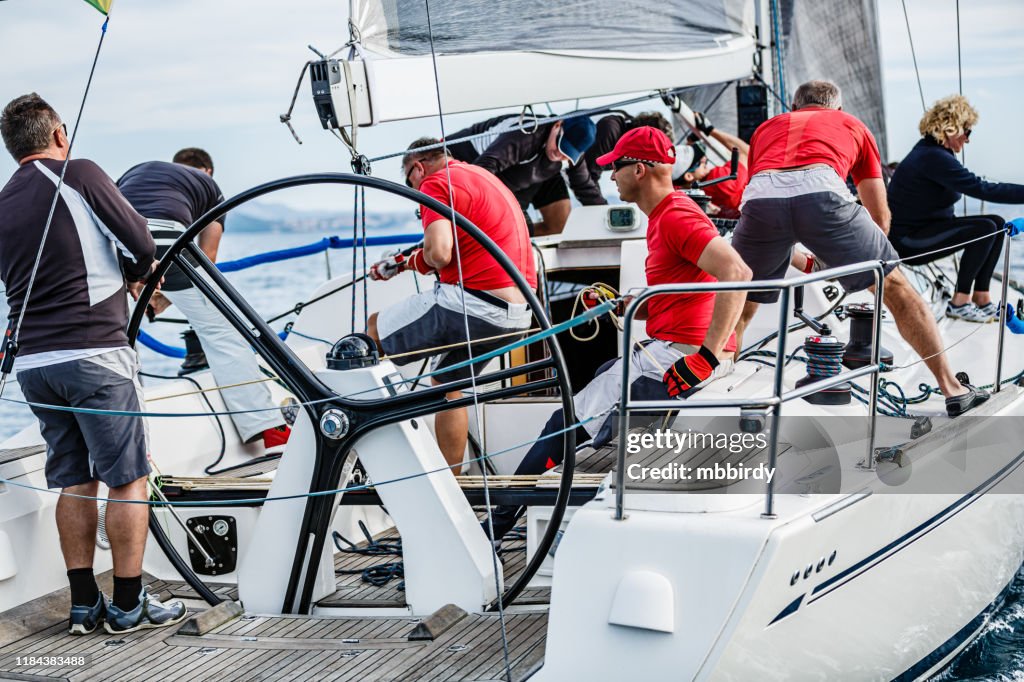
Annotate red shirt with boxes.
[419,160,537,290]
[748,107,882,184]
[702,162,748,217]
[644,192,737,351]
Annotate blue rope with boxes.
[0,408,610,507]
[216,234,421,273]
[770,0,788,108]
[137,329,186,359]
[137,328,289,357]
[139,233,423,358]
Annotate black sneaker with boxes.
[946,382,990,418]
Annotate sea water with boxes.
[1,228,1023,680]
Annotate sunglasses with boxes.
[612,158,655,171]
[54,122,67,138]
[964,128,972,140]
[404,162,417,188]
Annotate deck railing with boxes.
[613,260,888,520]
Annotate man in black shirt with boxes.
[583,111,673,186]
[0,93,186,634]
[446,114,600,236]
[117,150,290,450]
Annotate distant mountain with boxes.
[231,201,420,234]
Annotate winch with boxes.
[796,332,851,405]
[842,303,894,369]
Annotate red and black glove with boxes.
[663,345,719,397]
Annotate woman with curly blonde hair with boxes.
[888,94,1024,322]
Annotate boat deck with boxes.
[0,524,547,681]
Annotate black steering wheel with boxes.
[127,173,577,614]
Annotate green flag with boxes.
[83,0,113,14]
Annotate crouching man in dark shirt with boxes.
[117,150,290,451]
[0,93,186,634]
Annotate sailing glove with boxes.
[1006,304,1024,335]
[369,249,408,281]
[663,345,719,397]
[1005,218,1024,238]
[694,112,715,135]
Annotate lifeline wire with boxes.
[1,15,111,399]
[421,1,512,675]
[0,301,613,419]
[0,406,613,508]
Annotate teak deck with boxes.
[0,522,547,681]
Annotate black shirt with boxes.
[0,159,154,356]
[583,113,629,186]
[447,115,606,207]
[117,161,227,290]
[889,136,1024,232]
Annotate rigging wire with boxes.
[955,0,968,217]
[900,0,927,112]
[422,1,512,676]
[351,187,359,334]
[361,187,369,328]
[0,15,111,399]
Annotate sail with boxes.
[689,0,887,158]
[352,0,751,57]
[326,0,757,126]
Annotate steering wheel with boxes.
[127,174,577,614]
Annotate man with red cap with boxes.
[482,126,752,544]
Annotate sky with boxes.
[0,0,1021,216]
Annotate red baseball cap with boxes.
[596,126,677,166]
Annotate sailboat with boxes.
[1,1,1022,680]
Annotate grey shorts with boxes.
[732,168,898,304]
[377,282,533,383]
[17,348,150,489]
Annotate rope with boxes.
[351,188,359,334]
[769,0,787,111]
[1,15,111,398]
[900,0,927,112]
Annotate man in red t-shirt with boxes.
[671,112,749,219]
[731,80,985,416]
[367,138,537,470]
[482,126,753,544]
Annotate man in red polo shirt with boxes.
[482,126,753,543]
[672,112,749,219]
[367,137,537,471]
[731,79,985,417]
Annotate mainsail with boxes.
[352,0,751,56]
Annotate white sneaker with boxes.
[946,302,992,323]
[975,302,999,321]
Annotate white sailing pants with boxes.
[162,286,283,442]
